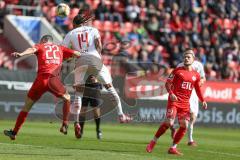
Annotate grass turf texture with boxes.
[0,120,240,160]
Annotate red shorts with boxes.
[166,102,190,121]
[28,74,66,101]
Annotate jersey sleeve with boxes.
[198,62,205,78]
[93,28,101,39]
[33,44,40,54]
[62,32,71,47]
[165,69,178,95]
[60,46,75,59]
[194,73,204,102]
[167,68,177,83]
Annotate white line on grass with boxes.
[0,142,45,148]
[197,149,240,158]
[1,142,240,158]
[0,143,143,157]
[182,148,240,158]
[0,142,160,159]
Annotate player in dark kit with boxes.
[146,48,207,155]
[77,75,102,139]
[4,35,81,140]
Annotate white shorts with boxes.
[189,89,199,116]
[74,55,112,85]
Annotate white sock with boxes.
[171,144,177,148]
[188,122,194,142]
[106,87,123,115]
[71,91,83,123]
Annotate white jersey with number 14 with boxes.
[62,26,101,59]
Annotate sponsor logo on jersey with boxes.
[192,76,196,81]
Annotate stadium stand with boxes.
[0,34,14,70]
[0,0,239,82]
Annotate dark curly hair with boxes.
[73,9,94,26]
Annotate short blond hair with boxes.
[183,48,195,57]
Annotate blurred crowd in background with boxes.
[0,0,239,82]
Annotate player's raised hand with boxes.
[202,101,207,110]
[11,52,21,57]
[170,93,178,101]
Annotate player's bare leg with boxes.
[4,97,35,140]
[59,92,71,135]
[103,83,132,123]
[188,113,197,146]
[168,119,188,155]
[93,107,102,139]
[146,118,174,153]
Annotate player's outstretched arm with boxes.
[199,77,206,87]
[194,79,207,109]
[94,37,102,56]
[165,81,177,101]
[11,48,37,58]
[165,70,178,101]
[202,101,207,110]
[73,51,81,57]
[62,46,81,60]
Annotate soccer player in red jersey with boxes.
[146,48,207,155]
[3,35,81,140]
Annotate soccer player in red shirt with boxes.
[4,35,81,140]
[146,48,207,155]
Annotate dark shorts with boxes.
[82,83,102,108]
[82,96,101,107]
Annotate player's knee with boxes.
[22,107,31,112]
[165,123,171,128]
[70,105,81,114]
[191,114,197,122]
[104,83,112,89]
[190,118,195,124]
[94,114,100,119]
[94,110,100,118]
[179,122,188,129]
[63,93,71,101]
[181,125,188,129]
[163,120,172,127]
[74,84,85,92]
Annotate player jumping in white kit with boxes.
[62,11,132,138]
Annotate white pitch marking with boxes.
[1,142,240,158]
[182,148,240,158]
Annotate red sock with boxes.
[62,100,70,125]
[173,127,187,144]
[13,111,29,135]
[155,123,169,138]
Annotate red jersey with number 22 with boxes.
[34,43,75,76]
[167,67,204,108]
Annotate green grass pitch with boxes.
[0,120,239,160]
